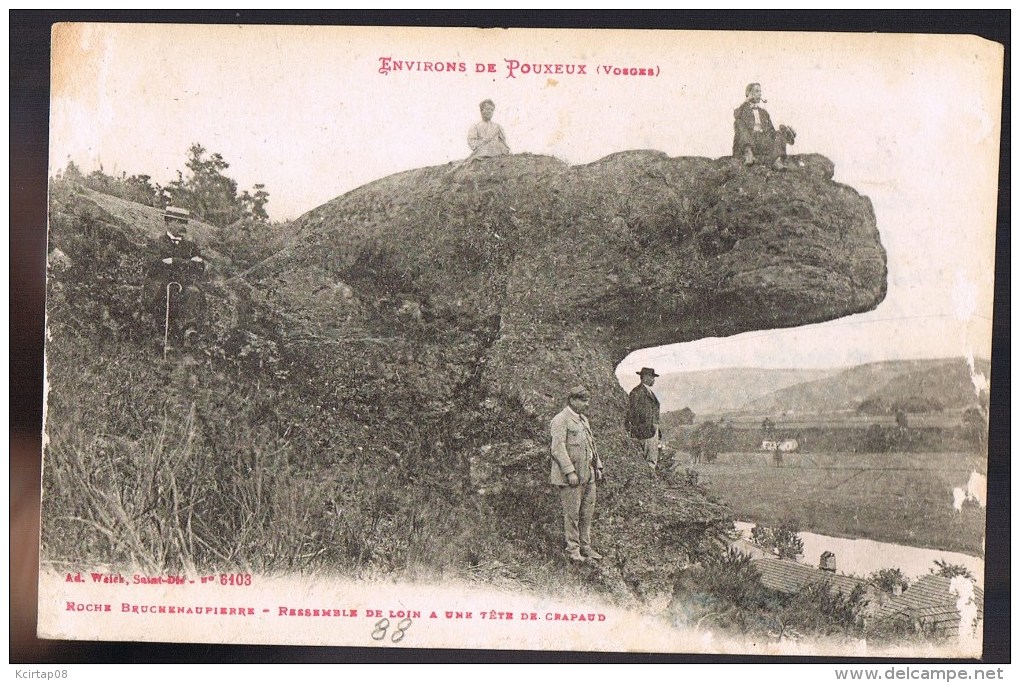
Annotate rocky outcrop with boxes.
[44,151,886,597]
[284,151,883,386]
[248,150,885,593]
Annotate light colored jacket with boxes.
[467,120,510,157]
[549,406,603,486]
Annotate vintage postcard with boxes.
[39,23,1002,657]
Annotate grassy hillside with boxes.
[42,173,728,600]
[870,359,991,412]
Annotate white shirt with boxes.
[467,120,510,157]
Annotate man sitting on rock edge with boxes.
[732,83,795,171]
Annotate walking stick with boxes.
[164,281,182,360]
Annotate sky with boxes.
[49,24,1003,378]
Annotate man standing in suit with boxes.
[549,385,604,562]
[627,367,661,469]
[144,206,207,344]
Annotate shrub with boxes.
[675,547,872,641]
[779,581,869,638]
[869,567,910,594]
[930,559,975,581]
[750,521,804,560]
[699,548,767,609]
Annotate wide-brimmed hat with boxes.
[163,206,191,223]
[637,367,660,377]
[568,385,590,400]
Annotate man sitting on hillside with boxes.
[143,206,207,345]
[466,99,510,159]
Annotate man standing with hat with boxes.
[627,367,662,469]
[144,206,207,345]
[549,385,604,562]
[158,207,204,269]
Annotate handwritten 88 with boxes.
[372,618,412,643]
[219,573,252,586]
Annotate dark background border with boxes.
[11,10,1010,664]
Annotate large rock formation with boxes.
[43,150,885,599]
[282,151,883,402]
[277,153,882,407]
[249,150,885,592]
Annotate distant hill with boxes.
[641,368,839,415]
[862,358,991,412]
[738,358,990,415]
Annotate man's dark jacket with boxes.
[626,383,660,440]
[732,100,776,156]
[153,233,205,283]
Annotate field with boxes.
[696,411,971,430]
[687,451,987,556]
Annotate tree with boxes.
[62,159,85,183]
[122,173,159,207]
[58,161,164,208]
[86,166,114,193]
[930,559,975,581]
[869,567,910,595]
[864,423,888,452]
[165,144,270,227]
[857,397,887,415]
[891,396,943,413]
[963,406,987,447]
[239,184,270,223]
[750,522,804,560]
[54,147,270,224]
[693,420,720,463]
[165,144,238,226]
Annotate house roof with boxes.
[874,574,984,623]
[752,557,865,596]
[750,558,984,639]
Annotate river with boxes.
[734,521,984,588]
